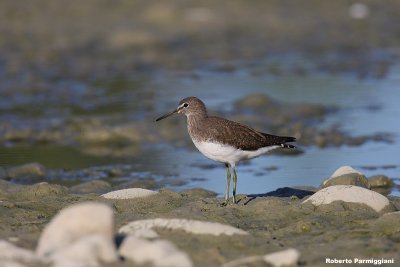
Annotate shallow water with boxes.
[1,58,399,196]
[149,61,400,196]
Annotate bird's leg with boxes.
[224,163,231,205]
[232,167,238,204]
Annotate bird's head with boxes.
[156,96,207,121]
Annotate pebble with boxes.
[330,166,363,177]
[119,218,248,237]
[321,166,369,189]
[119,235,193,267]
[263,248,300,267]
[223,248,300,267]
[368,175,394,188]
[36,202,114,258]
[69,180,111,194]
[372,211,400,235]
[6,163,47,179]
[14,182,67,199]
[101,188,158,199]
[303,185,391,212]
[0,179,23,193]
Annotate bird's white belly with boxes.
[192,140,279,166]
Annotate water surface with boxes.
[1,59,399,196]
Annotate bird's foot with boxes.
[220,197,239,206]
[220,198,230,207]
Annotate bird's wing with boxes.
[203,117,294,151]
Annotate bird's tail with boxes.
[260,133,296,149]
[280,136,296,149]
[280,143,296,149]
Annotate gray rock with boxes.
[119,235,193,267]
[370,187,391,196]
[10,176,44,185]
[260,187,315,198]
[69,180,111,194]
[321,166,369,189]
[6,163,47,179]
[36,202,114,258]
[321,173,370,189]
[368,175,394,188]
[0,179,23,193]
[14,182,67,200]
[372,211,400,235]
[303,185,392,212]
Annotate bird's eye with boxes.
[183,103,189,108]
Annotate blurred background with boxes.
[0,0,399,195]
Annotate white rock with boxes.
[379,210,400,218]
[222,248,299,267]
[50,235,118,267]
[128,228,159,239]
[330,166,363,178]
[303,185,390,212]
[101,188,158,199]
[0,240,38,262]
[349,3,369,19]
[119,235,193,267]
[263,248,300,267]
[119,218,248,237]
[36,202,114,257]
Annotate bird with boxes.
[156,96,296,204]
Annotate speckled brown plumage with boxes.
[188,115,295,151]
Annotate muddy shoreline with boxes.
[1,165,400,266]
[0,174,399,266]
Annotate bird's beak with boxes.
[155,108,179,122]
